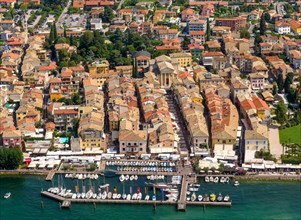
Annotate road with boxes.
[28,15,41,28]
[268,125,283,161]
[166,90,191,153]
[248,24,255,54]
[56,0,72,29]
[117,0,126,11]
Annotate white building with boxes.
[275,21,290,34]
[90,18,103,31]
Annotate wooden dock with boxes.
[45,170,56,181]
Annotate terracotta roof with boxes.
[53,109,78,115]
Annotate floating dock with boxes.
[41,191,231,210]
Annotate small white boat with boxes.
[234,181,239,187]
[198,195,203,201]
[186,197,190,201]
[130,175,134,181]
[125,175,129,181]
[117,194,121,199]
[100,184,110,189]
[108,192,112,199]
[126,194,131,200]
[220,177,225,183]
[145,195,149,200]
[122,194,127,200]
[209,176,214,182]
[132,193,137,200]
[188,187,199,192]
[137,192,142,200]
[224,195,230,202]
[72,193,77,199]
[214,177,219,183]
[112,193,117,199]
[119,174,125,182]
[134,175,138,181]
[225,177,230,183]
[76,193,81,199]
[81,193,86,199]
[3,192,11,199]
[152,195,156,201]
[101,191,107,199]
[93,193,97,199]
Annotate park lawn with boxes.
[279,124,301,145]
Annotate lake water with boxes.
[0,175,300,220]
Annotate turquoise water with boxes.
[0,175,300,220]
[59,137,69,143]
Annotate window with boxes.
[123,148,125,151]
[122,143,125,145]
[128,143,131,146]
[134,143,137,146]
[140,143,142,145]
[140,148,143,151]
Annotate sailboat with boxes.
[122,182,126,200]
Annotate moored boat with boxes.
[217,193,223,202]
[191,192,196,202]
[209,193,216,202]
[224,194,230,202]
[198,195,203,201]
[234,181,239,187]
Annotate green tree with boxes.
[284,72,294,93]
[206,18,211,41]
[264,12,271,23]
[71,93,82,105]
[182,36,190,50]
[259,14,266,36]
[277,73,284,93]
[132,58,138,78]
[101,6,114,23]
[0,148,23,170]
[275,100,287,126]
[272,82,278,95]
[240,27,251,39]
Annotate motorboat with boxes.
[203,194,209,202]
[81,193,86,199]
[198,195,203,201]
[191,192,196,202]
[93,193,97,199]
[86,190,93,199]
[186,197,190,201]
[220,177,225,183]
[122,194,127,200]
[209,193,216,202]
[152,195,156,201]
[209,176,214,182]
[76,193,81,199]
[234,181,239,187]
[214,177,219,183]
[217,193,223,202]
[145,195,149,200]
[126,194,131,200]
[101,191,107,199]
[186,191,191,196]
[112,193,117,199]
[130,175,134,181]
[108,192,112,199]
[225,177,230,183]
[125,175,129,181]
[132,193,137,200]
[137,192,142,200]
[134,175,138,181]
[3,192,11,199]
[117,194,121,199]
[223,195,230,202]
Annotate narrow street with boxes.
[165,90,190,153]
